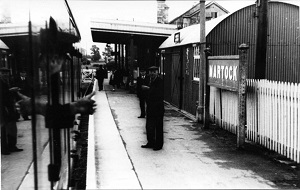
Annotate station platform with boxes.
[85,79,299,189]
[1,78,298,190]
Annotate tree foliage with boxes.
[90,45,101,62]
[81,57,91,65]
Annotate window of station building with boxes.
[176,20,183,29]
[193,45,200,81]
[212,12,217,18]
[183,17,190,28]
[160,52,165,76]
[0,51,8,68]
[191,17,199,25]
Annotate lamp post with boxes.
[254,0,268,79]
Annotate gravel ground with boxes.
[70,114,89,189]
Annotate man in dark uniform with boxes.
[141,66,164,151]
[14,70,31,120]
[95,65,107,91]
[136,68,150,118]
[0,68,23,155]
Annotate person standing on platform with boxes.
[136,68,150,118]
[95,65,107,91]
[114,68,122,89]
[109,69,116,91]
[141,66,164,151]
[1,68,23,155]
[14,70,31,120]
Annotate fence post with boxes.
[237,43,249,149]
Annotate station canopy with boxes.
[90,18,178,45]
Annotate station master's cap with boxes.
[148,66,159,71]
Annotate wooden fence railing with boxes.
[209,79,300,163]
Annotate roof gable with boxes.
[169,1,229,23]
[206,1,230,14]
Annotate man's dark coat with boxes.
[146,76,164,117]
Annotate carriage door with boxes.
[171,53,183,108]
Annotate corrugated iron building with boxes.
[159,1,300,115]
[207,1,300,82]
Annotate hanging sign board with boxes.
[174,32,180,43]
[207,55,239,91]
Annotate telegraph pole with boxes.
[197,0,206,123]
[299,1,300,36]
[204,47,211,128]
[254,0,268,79]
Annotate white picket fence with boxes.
[209,80,300,163]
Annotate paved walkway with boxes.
[86,79,299,189]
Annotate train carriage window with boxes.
[1,0,82,189]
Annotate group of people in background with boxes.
[108,68,129,91]
[96,65,129,92]
[95,65,130,92]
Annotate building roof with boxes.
[206,1,230,13]
[159,1,300,49]
[159,12,232,49]
[169,1,229,24]
[91,18,178,44]
[0,39,9,50]
[0,23,44,37]
[91,18,177,37]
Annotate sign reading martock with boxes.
[209,64,238,81]
[207,55,239,91]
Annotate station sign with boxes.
[207,55,239,91]
[174,32,180,43]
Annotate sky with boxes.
[1,0,299,54]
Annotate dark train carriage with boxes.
[159,1,300,116]
[0,0,86,189]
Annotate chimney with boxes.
[157,0,169,24]
[0,1,12,23]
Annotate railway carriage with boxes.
[0,0,89,189]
